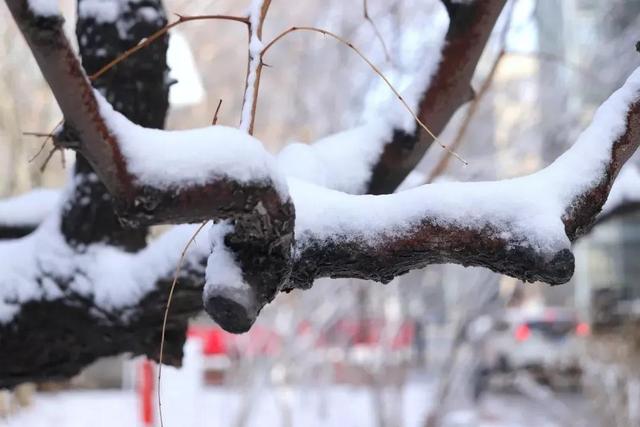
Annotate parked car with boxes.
[473,307,589,397]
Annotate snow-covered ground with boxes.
[1,384,600,427]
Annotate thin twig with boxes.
[363,0,390,62]
[22,131,51,137]
[426,52,504,182]
[157,220,209,427]
[212,99,223,125]
[27,119,64,163]
[90,14,250,81]
[262,26,467,165]
[426,0,516,182]
[39,147,58,172]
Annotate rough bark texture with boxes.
[0,269,204,389]
[290,228,574,290]
[367,0,506,194]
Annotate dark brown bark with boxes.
[367,0,506,194]
[290,226,574,290]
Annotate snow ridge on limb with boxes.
[289,68,640,287]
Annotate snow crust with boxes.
[0,189,60,227]
[95,92,288,198]
[27,0,60,17]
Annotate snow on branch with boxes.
[275,0,506,197]
[5,0,289,226]
[289,68,640,287]
[0,214,209,387]
[0,189,59,238]
[239,0,271,134]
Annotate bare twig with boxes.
[90,14,249,81]
[39,147,58,172]
[27,119,63,163]
[212,99,223,125]
[22,131,51,137]
[157,220,209,427]
[262,26,467,165]
[426,1,516,182]
[363,0,390,61]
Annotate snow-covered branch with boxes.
[276,0,506,196]
[5,0,289,227]
[2,0,639,389]
[290,67,640,286]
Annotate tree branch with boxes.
[288,70,640,287]
[5,0,288,227]
[367,0,506,193]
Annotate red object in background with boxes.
[187,325,282,357]
[315,319,415,349]
[139,359,155,427]
[576,322,591,336]
[515,324,531,341]
[188,326,228,355]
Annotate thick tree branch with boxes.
[367,0,506,194]
[288,70,640,287]
[275,0,506,197]
[1,0,639,390]
[0,218,208,388]
[1,67,638,387]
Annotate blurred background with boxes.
[1,0,640,426]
